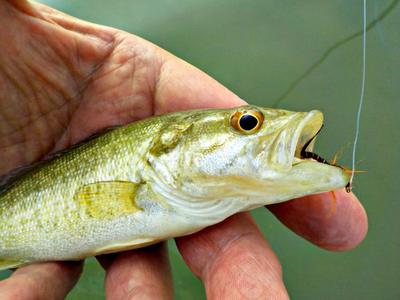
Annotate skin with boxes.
[0,0,368,299]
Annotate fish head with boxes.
[147,105,350,207]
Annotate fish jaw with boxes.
[260,160,350,205]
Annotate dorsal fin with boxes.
[0,126,120,195]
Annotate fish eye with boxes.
[239,114,258,130]
[230,110,264,133]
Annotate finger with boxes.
[0,261,82,300]
[268,189,368,251]
[98,243,173,300]
[176,213,289,300]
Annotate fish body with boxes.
[0,105,349,269]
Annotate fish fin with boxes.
[75,181,142,220]
[0,259,25,271]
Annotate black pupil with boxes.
[239,114,258,131]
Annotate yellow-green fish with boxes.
[0,105,349,269]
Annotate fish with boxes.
[0,105,349,270]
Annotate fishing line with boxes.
[348,0,367,191]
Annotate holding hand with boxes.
[0,1,367,299]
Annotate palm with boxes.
[1,11,240,175]
[0,1,367,299]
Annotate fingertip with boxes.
[323,190,368,251]
[268,189,368,251]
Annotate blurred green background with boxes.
[3,0,399,299]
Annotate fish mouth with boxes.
[293,110,333,167]
[293,112,352,190]
[256,110,350,198]
[296,126,332,166]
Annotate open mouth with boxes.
[290,110,351,192]
[297,126,332,165]
[293,111,334,167]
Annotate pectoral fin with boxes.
[75,181,142,220]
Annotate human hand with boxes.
[0,1,368,299]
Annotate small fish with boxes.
[0,105,349,269]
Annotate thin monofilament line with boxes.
[350,0,367,187]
